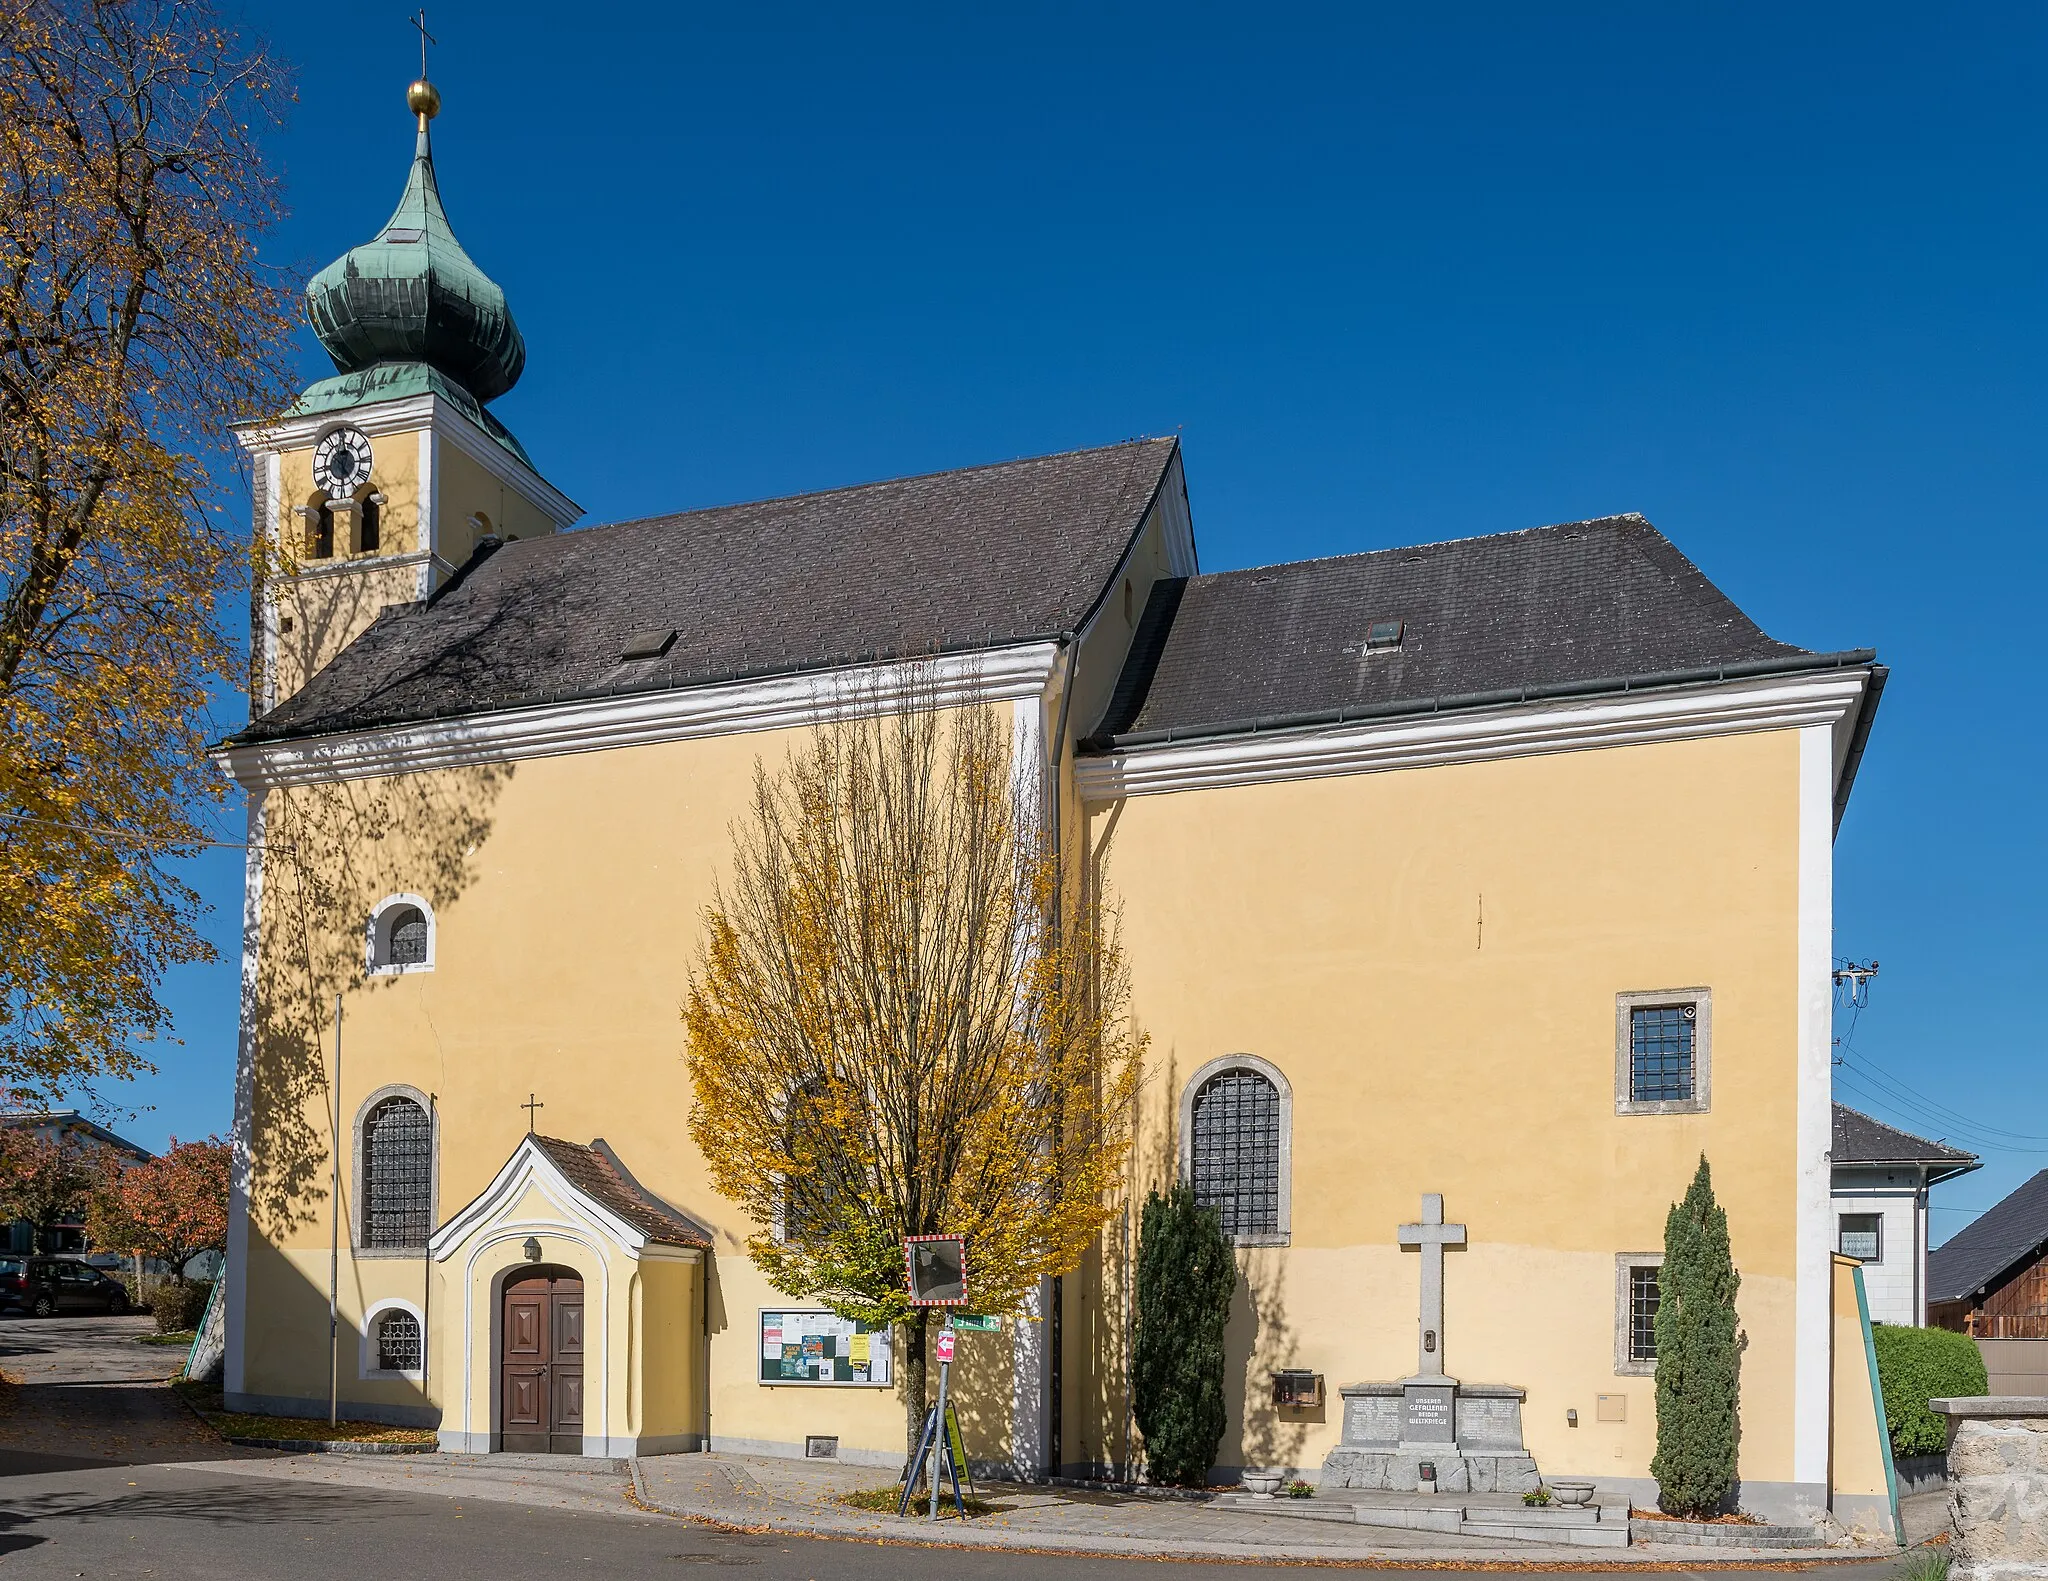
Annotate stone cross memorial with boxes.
[1319,1192,1540,1496]
[1399,1193,1466,1381]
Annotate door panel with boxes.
[500,1269,584,1454]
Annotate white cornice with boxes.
[1072,668,1873,801]
[215,642,1061,789]
[237,391,584,528]
[280,547,458,584]
[429,1136,649,1263]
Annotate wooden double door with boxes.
[501,1267,584,1454]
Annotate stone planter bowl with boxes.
[1549,1481,1596,1507]
[1242,1471,1284,1496]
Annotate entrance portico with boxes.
[427,1134,710,1457]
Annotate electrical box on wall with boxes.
[1597,1394,1626,1422]
[1272,1369,1323,1408]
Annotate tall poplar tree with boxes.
[1132,1182,1235,1486]
[1651,1155,1742,1517]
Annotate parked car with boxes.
[0,1256,131,1317]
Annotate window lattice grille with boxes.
[1629,1005,1696,1103]
[363,1098,431,1249]
[1189,1070,1280,1237]
[1629,1264,1661,1362]
[377,1309,422,1371]
[387,907,428,966]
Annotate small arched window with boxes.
[360,496,381,554]
[367,895,434,974]
[1187,1064,1285,1240]
[310,501,334,559]
[387,906,428,965]
[362,1097,432,1249]
[376,1307,421,1371]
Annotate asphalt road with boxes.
[0,1318,1921,1581]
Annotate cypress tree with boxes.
[1132,1182,1236,1486]
[1651,1155,1743,1517]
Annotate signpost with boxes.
[901,1235,971,1521]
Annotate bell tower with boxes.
[236,74,580,714]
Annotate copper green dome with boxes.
[305,90,525,403]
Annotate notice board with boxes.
[758,1309,893,1386]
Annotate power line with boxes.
[1838,1050,2048,1146]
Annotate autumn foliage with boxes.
[685,679,1143,1445]
[0,1126,95,1242]
[0,0,297,1101]
[88,1134,228,1281]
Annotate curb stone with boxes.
[626,1458,1900,1568]
[223,1435,435,1455]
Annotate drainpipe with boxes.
[1045,634,1078,1481]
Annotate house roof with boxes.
[1929,1169,2048,1306]
[1086,513,1872,747]
[528,1136,712,1248]
[234,437,1179,746]
[1833,1103,1980,1180]
[0,1109,152,1162]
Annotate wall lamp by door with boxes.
[522,1236,542,1262]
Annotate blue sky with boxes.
[121,3,2047,1240]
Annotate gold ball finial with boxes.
[406,78,440,119]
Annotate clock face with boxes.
[313,427,374,498]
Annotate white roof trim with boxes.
[1074,667,1873,800]
[215,641,1061,789]
[428,1135,650,1263]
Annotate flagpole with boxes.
[328,992,342,1425]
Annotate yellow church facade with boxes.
[217,83,1898,1533]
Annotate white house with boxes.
[1831,1103,1979,1326]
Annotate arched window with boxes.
[387,906,428,965]
[375,1307,421,1371]
[362,1097,432,1249]
[780,1083,847,1245]
[359,496,381,554]
[310,501,334,559]
[366,895,435,974]
[1184,1058,1291,1242]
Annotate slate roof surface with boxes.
[530,1135,713,1248]
[1832,1103,1980,1174]
[1929,1169,2048,1305]
[238,437,1179,744]
[1087,513,1858,745]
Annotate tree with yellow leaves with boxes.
[685,676,1143,1457]
[0,0,297,1101]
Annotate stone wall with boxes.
[1935,1398,2048,1581]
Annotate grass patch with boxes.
[840,1486,1009,1519]
[138,1332,194,1347]
[1897,1551,1950,1581]
[169,1377,434,1445]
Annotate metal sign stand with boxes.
[898,1317,967,1519]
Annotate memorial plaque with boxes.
[1402,1381,1457,1445]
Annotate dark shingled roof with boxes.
[530,1135,712,1248]
[1833,1104,1979,1178]
[1930,1169,2048,1306]
[1087,513,1868,747]
[237,437,1180,744]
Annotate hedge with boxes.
[1872,1324,1987,1456]
[152,1279,215,1337]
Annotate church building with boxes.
[219,81,1897,1531]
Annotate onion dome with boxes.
[305,82,525,403]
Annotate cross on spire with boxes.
[1398,1192,1467,1380]
[521,1092,544,1134]
[410,9,436,77]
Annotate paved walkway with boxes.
[628,1452,1915,1565]
[0,1319,1934,1569]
